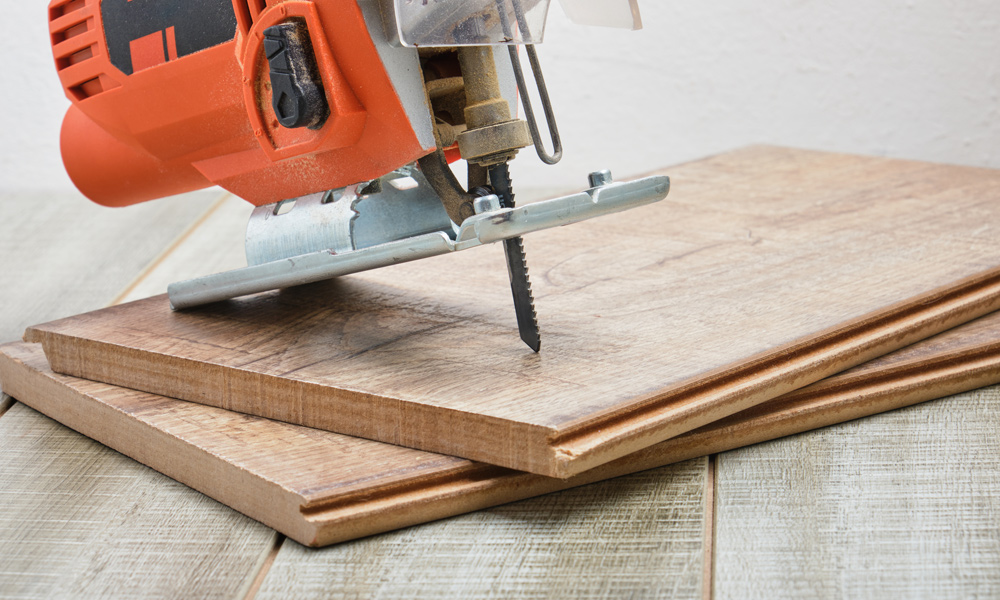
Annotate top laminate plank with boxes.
[26,147,1000,476]
[712,385,1000,599]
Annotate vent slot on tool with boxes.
[234,0,268,35]
[50,0,118,100]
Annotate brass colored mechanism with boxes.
[454,46,531,166]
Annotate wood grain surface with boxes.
[5,306,1000,547]
[0,382,276,599]
[0,191,215,343]
[117,196,252,304]
[0,190,283,599]
[255,462,708,600]
[25,147,1000,477]
[6,149,1000,597]
[713,384,1000,599]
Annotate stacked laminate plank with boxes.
[6,147,1000,548]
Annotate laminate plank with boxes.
[0,402,276,599]
[712,386,1000,599]
[832,302,1000,374]
[0,190,217,344]
[25,147,1000,477]
[4,309,999,548]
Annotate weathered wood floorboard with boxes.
[0,191,280,597]
[0,191,217,344]
[118,195,252,304]
[255,460,707,600]
[0,402,276,599]
[712,386,1000,599]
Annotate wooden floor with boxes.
[2,153,999,598]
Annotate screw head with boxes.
[588,169,613,188]
[473,194,502,214]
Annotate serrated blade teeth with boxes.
[504,236,540,351]
[489,162,541,352]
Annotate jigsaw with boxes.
[48,0,669,351]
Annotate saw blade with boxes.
[488,162,541,352]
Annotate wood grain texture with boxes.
[117,195,252,304]
[0,190,282,599]
[254,462,708,600]
[25,148,1000,477]
[0,401,277,599]
[0,190,217,344]
[5,308,1000,547]
[712,385,1000,599]
[834,300,1000,375]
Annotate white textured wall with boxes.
[3,2,999,197]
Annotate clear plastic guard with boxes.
[392,0,552,47]
[557,0,642,30]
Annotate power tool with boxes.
[48,0,669,351]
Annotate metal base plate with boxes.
[167,174,670,310]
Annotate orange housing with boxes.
[49,0,435,207]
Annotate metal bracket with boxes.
[168,173,670,310]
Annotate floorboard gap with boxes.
[0,394,14,418]
[702,454,717,600]
[242,532,285,600]
[0,393,14,417]
[109,191,231,306]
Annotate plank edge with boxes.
[546,266,1000,476]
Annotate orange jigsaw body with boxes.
[49,0,437,207]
